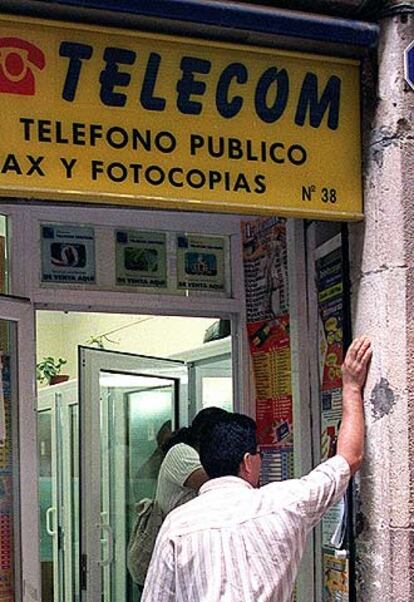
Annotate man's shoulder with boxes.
[160,494,204,535]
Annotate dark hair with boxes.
[162,407,228,454]
[156,420,172,447]
[191,407,228,445]
[162,427,193,454]
[199,413,257,478]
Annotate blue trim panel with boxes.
[45,0,379,49]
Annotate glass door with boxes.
[79,348,186,602]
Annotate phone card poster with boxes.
[323,552,349,601]
[176,234,226,293]
[242,217,289,323]
[115,230,167,288]
[316,246,344,392]
[41,224,95,284]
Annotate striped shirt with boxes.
[142,454,350,602]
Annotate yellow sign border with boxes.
[0,14,363,221]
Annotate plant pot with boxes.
[49,374,69,386]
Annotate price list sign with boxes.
[242,217,293,482]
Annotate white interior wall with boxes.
[36,311,217,385]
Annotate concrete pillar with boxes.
[348,6,414,601]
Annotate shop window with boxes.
[0,216,9,294]
[0,319,19,601]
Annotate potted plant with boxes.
[36,356,69,386]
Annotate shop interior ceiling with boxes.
[36,312,217,385]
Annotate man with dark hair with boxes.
[142,336,371,602]
[199,413,259,482]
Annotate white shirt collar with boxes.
[199,475,253,495]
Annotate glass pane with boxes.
[0,320,18,601]
[129,387,174,502]
[37,386,80,602]
[202,376,232,411]
[99,372,175,602]
[69,404,79,601]
[38,410,54,601]
[194,354,233,416]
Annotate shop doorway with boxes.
[36,311,233,601]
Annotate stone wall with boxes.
[349,8,414,601]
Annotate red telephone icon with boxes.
[0,37,45,95]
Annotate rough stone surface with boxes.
[348,10,414,602]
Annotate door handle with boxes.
[46,506,56,536]
[99,523,114,567]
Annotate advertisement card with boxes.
[321,389,342,461]
[115,230,167,288]
[323,552,349,601]
[242,217,289,323]
[316,246,344,391]
[41,224,95,284]
[176,234,226,293]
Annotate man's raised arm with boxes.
[337,336,372,475]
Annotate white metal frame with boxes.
[100,388,113,602]
[173,337,232,416]
[286,220,315,602]
[2,202,252,416]
[60,392,79,602]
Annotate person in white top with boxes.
[142,336,372,602]
[155,406,229,516]
[131,407,228,592]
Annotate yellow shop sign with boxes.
[0,15,362,219]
